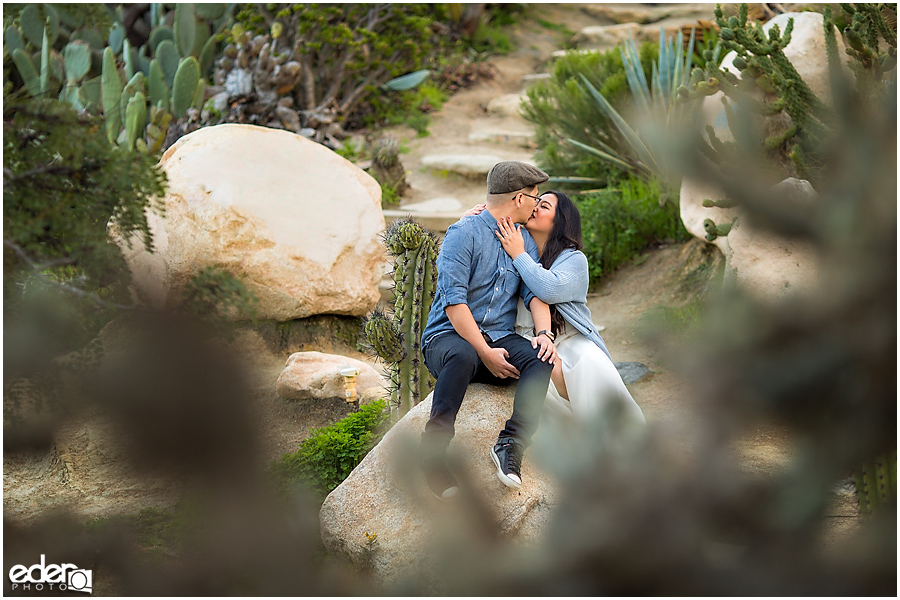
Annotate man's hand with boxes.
[532,334,557,364]
[479,346,521,379]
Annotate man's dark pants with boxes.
[422,331,553,451]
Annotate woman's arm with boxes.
[494,217,588,304]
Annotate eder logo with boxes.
[8,555,92,593]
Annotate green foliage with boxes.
[3,92,165,301]
[180,266,259,323]
[575,177,690,283]
[271,400,389,498]
[3,91,166,360]
[522,43,658,189]
[233,3,443,118]
[351,81,447,134]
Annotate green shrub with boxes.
[272,399,390,498]
[575,176,690,284]
[522,42,658,188]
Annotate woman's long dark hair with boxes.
[538,190,583,337]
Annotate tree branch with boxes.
[4,239,140,311]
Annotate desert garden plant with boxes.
[272,399,389,499]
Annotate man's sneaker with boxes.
[490,436,524,490]
[422,454,459,500]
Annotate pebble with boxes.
[615,361,652,384]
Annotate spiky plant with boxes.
[362,218,438,416]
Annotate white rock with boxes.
[570,23,642,48]
[224,68,252,98]
[421,154,522,177]
[679,12,847,300]
[275,351,385,401]
[468,129,536,149]
[486,93,525,117]
[119,124,386,320]
[398,197,464,214]
[319,383,558,583]
[724,179,821,300]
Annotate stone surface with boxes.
[485,93,526,117]
[319,383,558,583]
[579,4,713,26]
[724,179,821,300]
[468,129,536,149]
[614,361,652,385]
[118,124,386,320]
[421,153,524,177]
[679,12,844,300]
[571,23,642,49]
[275,351,385,402]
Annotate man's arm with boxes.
[528,298,557,364]
[446,304,521,379]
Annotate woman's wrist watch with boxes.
[535,329,555,342]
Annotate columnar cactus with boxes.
[363,218,438,416]
[853,452,897,519]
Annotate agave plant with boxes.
[568,28,715,203]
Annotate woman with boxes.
[465,191,646,428]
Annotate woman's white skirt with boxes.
[515,300,646,428]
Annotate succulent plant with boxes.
[853,452,897,519]
[363,218,439,415]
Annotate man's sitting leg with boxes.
[484,334,553,489]
[421,333,480,499]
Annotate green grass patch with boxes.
[271,399,390,500]
[576,176,691,284]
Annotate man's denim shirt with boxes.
[422,209,539,350]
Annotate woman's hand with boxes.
[463,204,486,218]
[494,216,526,259]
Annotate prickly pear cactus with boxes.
[363,218,438,415]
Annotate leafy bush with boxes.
[229,4,445,132]
[3,91,166,358]
[272,399,390,498]
[575,176,691,283]
[522,42,658,188]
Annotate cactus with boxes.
[363,218,439,415]
[853,452,897,519]
[703,218,734,242]
[373,137,400,168]
[172,57,200,118]
[124,91,148,150]
[174,3,196,58]
[101,47,123,143]
[148,59,169,111]
[155,39,181,89]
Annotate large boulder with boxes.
[276,351,385,401]
[679,12,844,300]
[119,124,386,320]
[319,383,558,584]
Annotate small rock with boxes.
[276,351,385,401]
[614,361,652,384]
[299,127,316,138]
[467,130,536,149]
[210,91,229,113]
[274,105,300,132]
[421,154,534,178]
[486,93,525,117]
[224,68,253,98]
[571,23,642,48]
[521,73,551,87]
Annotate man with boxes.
[420,161,557,499]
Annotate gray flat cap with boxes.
[486,161,549,194]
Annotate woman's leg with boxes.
[557,334,646,426]
[550,359,568,400]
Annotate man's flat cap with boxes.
[486,161,549,194]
